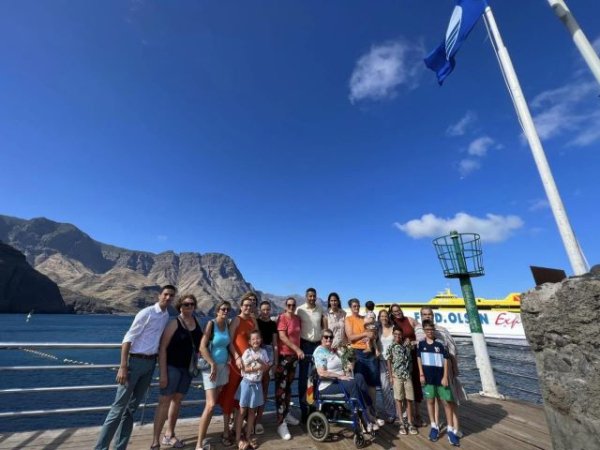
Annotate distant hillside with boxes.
[0,215,257,314]
[0,241,67,313]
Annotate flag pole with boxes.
[482,6,588,276]
[546,0,600,86]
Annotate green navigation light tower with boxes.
[433,231,502,398]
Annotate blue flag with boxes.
[424,0,487,85]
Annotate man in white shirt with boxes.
[95,285,176,450]
[296,287,327,423]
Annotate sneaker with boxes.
[366,423,379,432]
[428,427,439,442]
[408,425,418,435]
[398,426,408,435]
[375,418,385,427]
[284,413,300,426]
[277,422,291,440]
[254,423,264,435]
[448,430,460,447]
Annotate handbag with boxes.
[179,317,207,377]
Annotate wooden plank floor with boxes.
[0,396,551,450]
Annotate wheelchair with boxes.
[305,371,374,448]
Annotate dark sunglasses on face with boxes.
[220,307,230,312]
[322,335,333,340]
[182,302,195,307]
[287,303,296,307]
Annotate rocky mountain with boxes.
[0,215,255,314]
[0,241,67,313]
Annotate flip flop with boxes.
[162,435,185,448]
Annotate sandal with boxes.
[221,433,234,447]
[162,435,185,448]
[249,438,259,449]
[238,440,250,450]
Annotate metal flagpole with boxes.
[482,6,588,276]
[546,0,600,86]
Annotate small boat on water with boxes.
[370,289,525,340]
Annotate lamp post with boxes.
[432,231,502,398]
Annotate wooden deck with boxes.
[0,396,551,450]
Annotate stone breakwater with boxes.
[521,265,600,450]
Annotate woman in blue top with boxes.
[195,300,232,450]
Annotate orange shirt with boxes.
[346,314,367,350]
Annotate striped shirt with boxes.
[417,339,448,386]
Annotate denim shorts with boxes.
[201,362,229,390]
[160,365,192,396]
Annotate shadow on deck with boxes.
[0,396,551,450]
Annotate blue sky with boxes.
[1,1,599,301]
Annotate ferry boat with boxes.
[371,289,524,340]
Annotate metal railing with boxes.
[0,342,208,423]
[1,339,543,426]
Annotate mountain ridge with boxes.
[0,214,258,313]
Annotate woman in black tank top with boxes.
[151,294,202,449]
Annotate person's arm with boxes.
[158,320,177,388]
[116,308,150,384]
[200,320,215,364]
[271,327,279,367]
[116,342,132,385]
[442,357,449,387]
[321,310,328,331]
[228,316,242,368]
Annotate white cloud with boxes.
[531,78,600,146]
[528,198,550,212]
[394,212,524,243]
[458,158,481,177]
[349,39,424,103]
[446,111,477,136]
[467,136,495,157]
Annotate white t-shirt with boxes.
[241,347,270,382]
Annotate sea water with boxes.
[0,314,541,432]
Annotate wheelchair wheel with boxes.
[353,433,366,448]
[307,411,329,442]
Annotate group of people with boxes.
[93,285,465,450]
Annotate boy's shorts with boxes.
[392,376,414,401]
[423,384,454,402]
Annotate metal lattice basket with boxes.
[432,231,484,278]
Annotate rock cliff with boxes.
[0,241,67,313]
[521,267,600,450]
[0,215,255,314]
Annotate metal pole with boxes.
[546,0,600,86]
[483,6,588,276]
[450,233,501,399]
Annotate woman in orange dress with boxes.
[217,292,258,447]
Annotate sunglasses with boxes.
[219,307,230,312]
[181,302,195,307]
[322,335,333,340]
[286,303,296,307]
